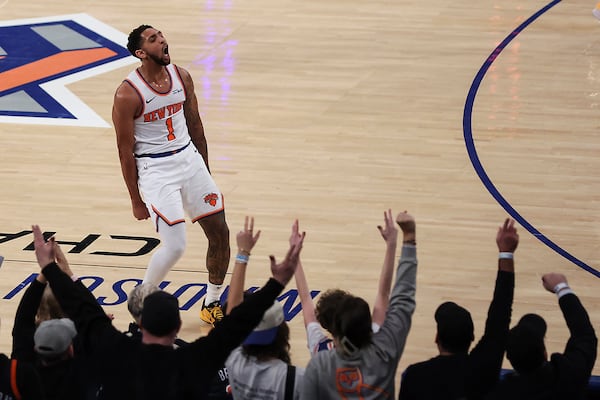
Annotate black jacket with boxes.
[485,293,597,400]
[399,270,515,400]
[11,278,88,400]
[42,261,284,400]
[0,354,44,400]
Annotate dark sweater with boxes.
[0,354,45,400]
[485,293,597,400]
[399,270,515,400]
[125,322,232,399]
[11,278,87,400]
[42,261,284,399]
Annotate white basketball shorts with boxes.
[136,143,224,228]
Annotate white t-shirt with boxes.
[225,346,304,400]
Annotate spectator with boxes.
[33,318,77,362]
[11,245,88,400]
[301,210,417,399]
[486,273,597,400]
[29,218,304,400]
[36,284,66,323]
[126,280,230,399]
[125,282,159,340]
[225,216,305,399]
[398,218,518,400]
[0,315,44,400]
[294,210,399,355]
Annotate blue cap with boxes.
[243,301,284,345]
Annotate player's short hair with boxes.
[127,24,154,57]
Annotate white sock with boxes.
[205,282,223,305]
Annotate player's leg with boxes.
[137,156,188,285]
[143,217,187,284]
[181,145,230,325]
[196,210,230,325]
[197,210,230,290]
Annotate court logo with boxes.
[0,13,138,127]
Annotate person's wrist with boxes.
[498,252,513,259]
[235,251,250,264]
[402,232,416,244]
[552,282,573,298]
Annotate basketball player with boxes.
[112,25,230,326]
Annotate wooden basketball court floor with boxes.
[1,0,599,387]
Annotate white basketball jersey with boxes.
[125,64,190,156]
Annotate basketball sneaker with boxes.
[200,300,224,326]
[594,2,600,20]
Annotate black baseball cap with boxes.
[435,301,475,353]
[506,313,547,373]
[141,291,181,336]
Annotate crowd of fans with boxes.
[0,212,597,399]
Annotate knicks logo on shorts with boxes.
[0,13,137,127]
[204,193,219,207]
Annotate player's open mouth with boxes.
[163,46,169,55]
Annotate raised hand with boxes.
[396,211,416,243]
[496,218,519,253]
[271,221,305,286]
[542,273,568,293]
[236,216,261,254]
[289,219,304,248]
[54,241,74,277]
[377,209,398,246]
[32,225,55,269]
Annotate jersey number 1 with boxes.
[166,117,176,141]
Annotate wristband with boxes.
[235,254,249,264]
[498,252,513,259]
[553,282,569,294]
[553,282,574,299]
[557,288,574,299]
